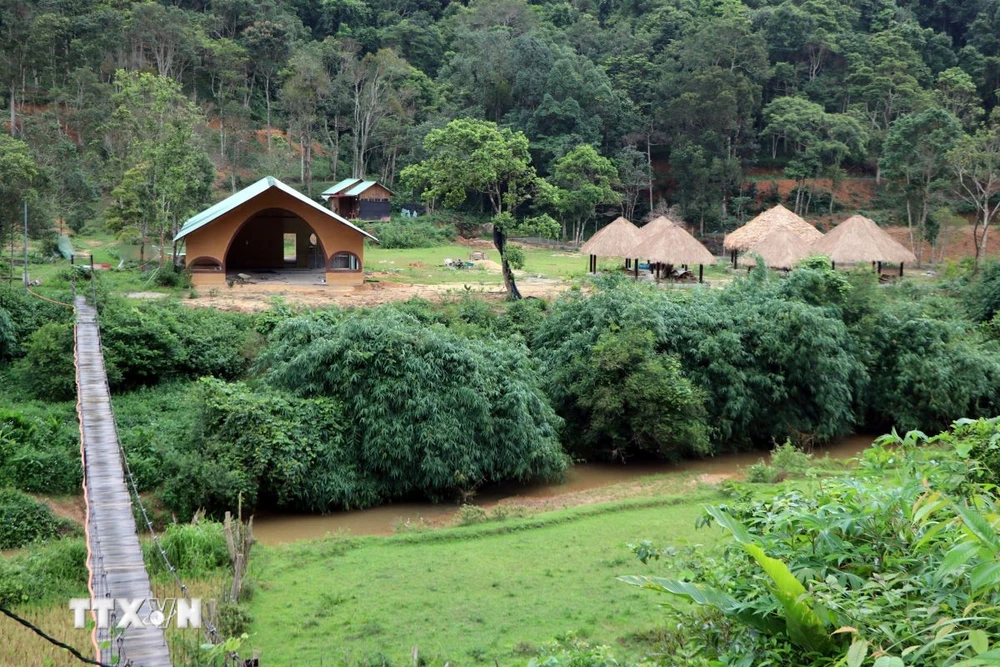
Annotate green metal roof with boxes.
[321,178,362,198]
[344,180,378,196]
[321,178,395,199]
[174,176,378,243]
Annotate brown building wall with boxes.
[359,183,392,201]
[328,184,393,219]
[184,187,367,287]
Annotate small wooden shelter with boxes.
[321,178,394,220]
[629,223,716,283]
[724,204,822,267]
[738,228,813,271]
[810,214,917,275]
[580,216,642,273]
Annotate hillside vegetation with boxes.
[2,0,1000,270]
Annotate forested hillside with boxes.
[2,0,1000,251]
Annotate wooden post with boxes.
[831,261,835,271]
[625,258,631,270]
[899,262,904,277]
[698,264,704,283]
[634,259,639,280]
[876,261,882,274]
[731,249,737,268]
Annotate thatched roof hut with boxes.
[636,224,715,266]
[738,228,813,270]
[637,215,676,241]
[724,204,822,252]
[580,216,641,257]
[810,215,917,264]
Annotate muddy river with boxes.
[252,435,875,545]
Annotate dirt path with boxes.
[33,494,86,526]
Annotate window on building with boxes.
[189,257,222,272]
[330,252,360,271]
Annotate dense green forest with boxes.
[2,0,1000,258]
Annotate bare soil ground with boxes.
[33,494,86,526]
[186,275,574,312]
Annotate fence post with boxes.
[90,254,97,307]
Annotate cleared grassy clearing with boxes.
[248,492,725,666]
[365,244,733,286]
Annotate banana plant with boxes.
[620,505,835,654]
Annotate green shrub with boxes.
[15,322,75,400]
[145,520,230,577]
[153,266,189,288]
[0,406,81,494]
[543,326,709,460]
[216,601,253,637]
[0,538,88,605]
[456,504,488,525]
[243,308,566,511]
[163,379,350,516]
[853,304,1000,431]
[0,489,67,548]
[967,260,1000,322]
[535,279,863,449]
[743,461,777,483]
[113,382,198,492]
[768,441,811,474]
[97,298,256,389]
[0,284,71,359]
[623,429,1000,666]
[0,307,14,359]
[944,416,1000,488]
[366,217,455,248]
[497,297,547,340]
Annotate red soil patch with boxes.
[886,225,1000,264]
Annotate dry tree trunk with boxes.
[223,501,255,604]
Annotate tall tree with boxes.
[241,19,291,152]
[103,70,213,264]
[846,29,931,184]
[881,108,962,263]
[0,134,38,281]
[339,47,408,179]
[761,96,866,214]
[401,118,557,299]
[948,113,1000,270]
[615,145,652,222]
[280,44,330,195]
[548,144,619,245]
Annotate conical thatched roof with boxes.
[810,215,917,264]
[580,216,642,257]
[738,228,813,270]
[637,215,676,240]
[724,204,822,251]
[632,224,716,266]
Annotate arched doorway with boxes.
[225,208,327,279]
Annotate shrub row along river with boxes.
[252,436,873,544]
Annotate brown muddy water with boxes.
[252,435,875,545]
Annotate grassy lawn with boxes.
[365,244,734,286]
[247,492,724,666]
[364,244,591,285]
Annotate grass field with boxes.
[365,244,584,285]
[247,492,725,666]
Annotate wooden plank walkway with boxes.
[75,296,172,667]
